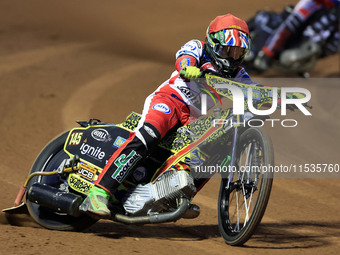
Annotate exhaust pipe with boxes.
[112,197,190,224]
[27,183,83,217]
[28,183,191,223]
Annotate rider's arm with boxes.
[175,55,197,72]
[175,40,204,72]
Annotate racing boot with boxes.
[79,186,111,219]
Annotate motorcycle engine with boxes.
[122,170,196,216]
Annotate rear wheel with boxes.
[26,132,97,231]
[218,128,274,246]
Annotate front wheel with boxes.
[26,132,97,231]
[218,128,274,246]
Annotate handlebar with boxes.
[200,68,221,77]
[179,67,222,80]
[179,67,312,112]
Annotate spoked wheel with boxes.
[26,132,97,231]
[218,128,274,246]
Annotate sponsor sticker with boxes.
[132,166,147,182]
[152,103,171,114]
[91,128,112,142]
[179,86,200,105]
[68,174,93,194]
[68,132,83,146]
[112,150,142,183]
[194,40,202,49]
[79,142,105,161]
[180,58,191,69]
[143,125,157,138]
[77,162,97,181]
[186,41,197,51]
[113,136,126,148]
[241,88,261,100]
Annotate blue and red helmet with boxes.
[206,14,251,74]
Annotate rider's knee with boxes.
[135,123,161,151]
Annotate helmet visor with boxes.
[214,45,247,60]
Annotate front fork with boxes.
[224,113,267,190]
[226,125,239,190]
[225,124,258,197]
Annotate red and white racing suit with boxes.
[95,40,254,195]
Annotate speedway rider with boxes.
[254,0,339,71]
[80,14,253,218]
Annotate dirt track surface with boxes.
[0,1,339,254]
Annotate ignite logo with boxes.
[79,143,105,161]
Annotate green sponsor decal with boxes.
[112,150,142,183]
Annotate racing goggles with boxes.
[214,45,247,60]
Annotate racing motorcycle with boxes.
[244,5,339,77]
[3,71,278,246]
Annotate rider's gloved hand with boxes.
[180,66,201,80]
[287,93,304,99]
